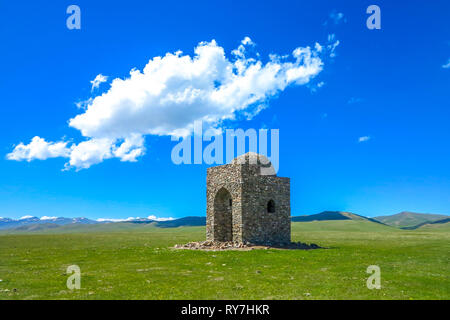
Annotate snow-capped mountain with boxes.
[0,216,99,230]
[0,215,175,230]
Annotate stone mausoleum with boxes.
[206,152,291,245]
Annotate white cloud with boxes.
[112,134,145,162]
[327,35,340,58]
[358,136,371,143]
[62,134,146,170]
[65,138,115,170]
[90,74,108,91]
[330,12,345,24]
[8,37,333,170]
[75,98,93,110]
[324,11,346,26]
[314,43,323,52]
[241,36,254,46]
[7,137,71,162]
[348,97,363,104]
[96,215,174,222]
[40,216,57,220]
[309,81,325,93]
[97,217,138,222]
[147,215,174,221]
[232,37,256,59]
[19,215,34,220]
[442,59,450,69]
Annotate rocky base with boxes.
[173,240,321,251]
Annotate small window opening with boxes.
[267,200,275,213]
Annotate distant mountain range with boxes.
[127,216,206,228]
[401,218,450,230]
[0,215,206,231]
[0,216,98,230]
[0,211,448,232]
[291,211,384,224]
[373,211,450,228]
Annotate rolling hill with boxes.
[373,211,449,228]
[403,218,450,230]
[10,223,63,232]
[155,216,206,228]
[291,211,384,224]
[125,216,206,227]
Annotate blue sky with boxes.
[1,1,449,220]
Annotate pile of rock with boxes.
[173,240,321,251]
[174,240,252,250]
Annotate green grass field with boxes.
[0,220,449,300]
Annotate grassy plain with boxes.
[0,220,448,299]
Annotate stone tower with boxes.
[206,152,290,244]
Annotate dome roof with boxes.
[231,152,276,175]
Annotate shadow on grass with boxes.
[268,241,324,250]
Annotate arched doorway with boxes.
[213,187,233,241]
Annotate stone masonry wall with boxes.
[206,164,243,242]
[241,163,291,244]
[206,153,291,244]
